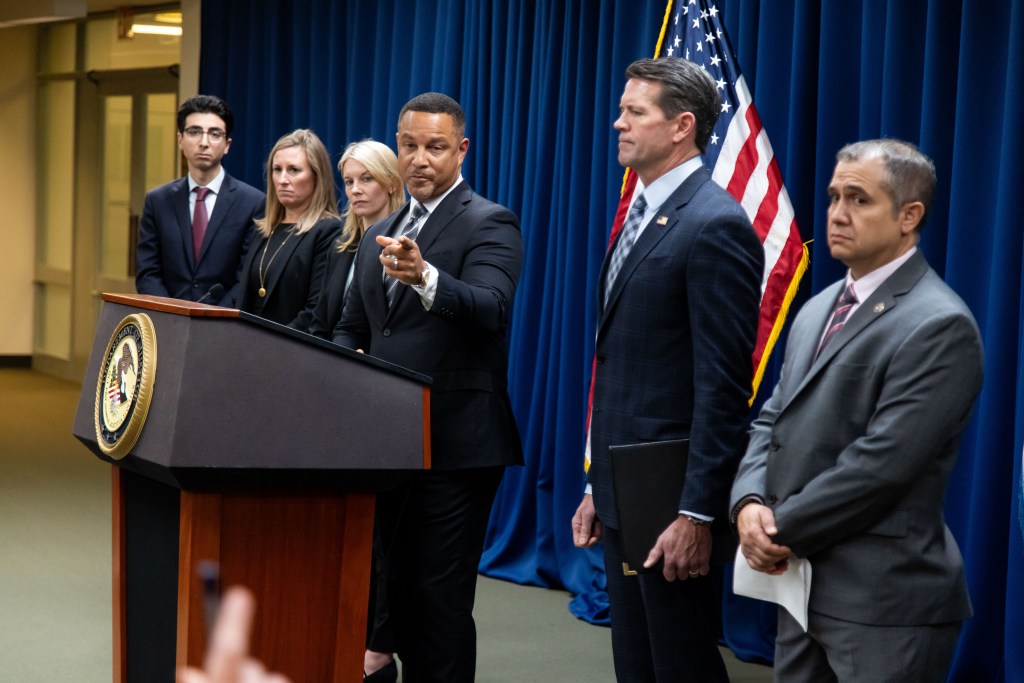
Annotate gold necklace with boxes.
[257,225,295,297]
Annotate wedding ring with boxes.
[688,569,700,577]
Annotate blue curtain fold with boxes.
[200,1,1024,677]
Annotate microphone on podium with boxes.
[197,283,224,305]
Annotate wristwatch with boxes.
[416,264,432,289]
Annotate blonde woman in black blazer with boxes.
[238,129,341,329]
[308,139,405,338]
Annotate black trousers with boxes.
[602,525,729,683]
[376,466,504,683]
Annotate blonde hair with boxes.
[256,129,341,238]
[336,139,404,252]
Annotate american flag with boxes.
[611,0,808,396]
[107,379,121,406]
[585,0,807,471]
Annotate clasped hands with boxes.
[378,234,425,286]
[736,503,792,575]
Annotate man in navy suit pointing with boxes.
[135,95,264,306]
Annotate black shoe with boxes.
[364,659,398,682]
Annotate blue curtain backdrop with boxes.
[200,1,1024,679]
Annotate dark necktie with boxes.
[604,194,648,306]
[192,186,211,262]
[815,283,858,360]
[384,203,428,308]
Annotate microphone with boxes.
[197,283,224,305]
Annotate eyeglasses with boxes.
[183,127,227,142]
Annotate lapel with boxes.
[785,250,931,404]
[253,223,308,306]
[196,173,237,265]
[598,167,710,332]
[172,178,195,268]
[384,182,471,322]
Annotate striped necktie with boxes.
[604,194,647,306]
[815,283,858,360]
[384,203,428,308]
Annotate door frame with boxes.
[34,67,178,381]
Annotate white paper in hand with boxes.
[732,547,812,631]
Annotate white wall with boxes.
[0,25,38,356]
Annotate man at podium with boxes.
[333,92,524,683]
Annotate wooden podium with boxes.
[72,294,431,683]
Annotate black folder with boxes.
[610,438,689,575]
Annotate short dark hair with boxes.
[177,95,234,137]
[398,92,466,138]
[625,58,721,153]
[836,139,937,232]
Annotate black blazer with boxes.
[333,181,524,470]
[238,217,342,330]
[135,173,265,306]
[587,167,763,556]
[307,235,359,338]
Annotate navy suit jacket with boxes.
[135,173,264,306]
[333,181,524,470]
[237,218,342,331]
[731,251,982,625]
[587,167,763,558]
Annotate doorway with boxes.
[34,11,181,381]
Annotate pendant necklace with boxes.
[257,225,295,297]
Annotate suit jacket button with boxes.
[383,328,391,337]
[770,438,781,451]
[767,494,778,504]
[596,355,606,365]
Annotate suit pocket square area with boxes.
[610,439,689,574]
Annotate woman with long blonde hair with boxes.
[238,129,342,329]
[308,139,404,338]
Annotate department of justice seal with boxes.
[94,313,157,459]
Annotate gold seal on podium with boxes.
[94,313,158,459]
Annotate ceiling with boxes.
[0,1,176,28]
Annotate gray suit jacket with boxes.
[731,250,982,626]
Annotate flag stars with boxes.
[696,41,703,52]
[721,100,732,113]
[701,9,709,19]
[710,132,720,145]
[692,18,700,29]
[716,77,726,90]
[705,31,716,44]
[709,5,719,17]
[667,46,674,56]
[674,36,681,47]
[710,55,722,67]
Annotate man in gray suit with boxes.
[730,139,983,682]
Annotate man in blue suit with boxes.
[572,58,764,682]
[135,95,264,306]
[731,139,983,682]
